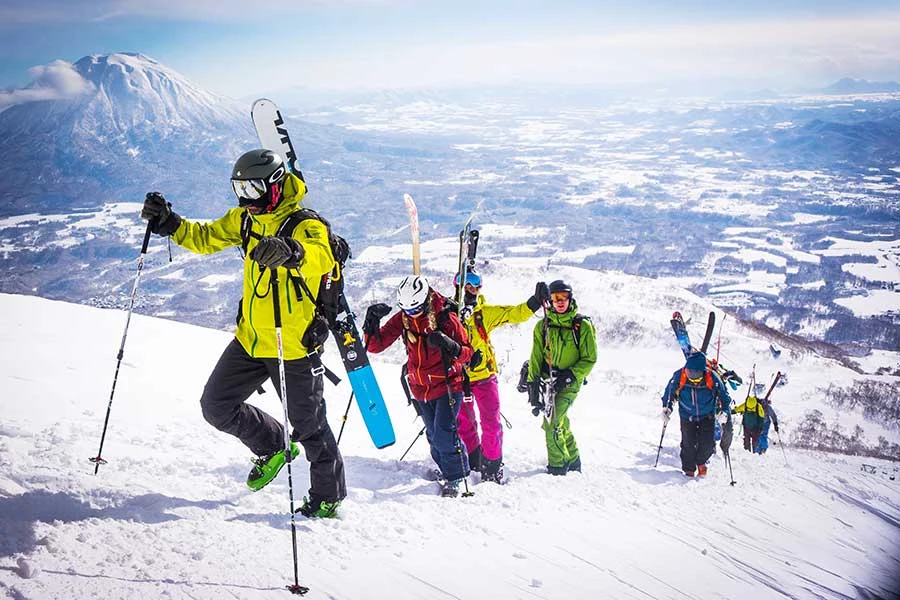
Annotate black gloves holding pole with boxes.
[141,192,182,237]
[427,331,461,358]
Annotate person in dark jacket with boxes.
[661,351,732,477]
[364,275,474,497]
[756,396,780,454]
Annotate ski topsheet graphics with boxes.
[252,98,395,449]
[670,311,715,358]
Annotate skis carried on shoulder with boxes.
[454,202,482,318]
[670,311,715,358]
[252,98,395,450]
[403,193,421,275]
[670,310,742,390]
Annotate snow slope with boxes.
[0,265,898,599]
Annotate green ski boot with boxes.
[247,442,300,491]
[297,496,341,518]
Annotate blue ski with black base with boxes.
[252,98,395,449]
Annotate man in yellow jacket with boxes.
[140,149,345,518]
[455,271,548,483]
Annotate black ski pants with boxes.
[200,338,346,502]
[679,415,716,473]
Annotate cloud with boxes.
[0,61,94,111]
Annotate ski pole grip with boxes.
[140,221,153,254]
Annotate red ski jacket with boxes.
[366,291,473,401]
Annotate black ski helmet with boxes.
[548,279,574,312]
[231,149,286,212]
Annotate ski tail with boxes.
[403,193,421,275]
[700,311,715,354]
[670,311,692,358]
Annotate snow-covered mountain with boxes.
[0,275,898,599]
[0,53,254,216]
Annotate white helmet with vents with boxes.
[397,276,430,313]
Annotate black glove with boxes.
[249,236,305,269]
[426,331,461,358]
[553,368,576,392]
[363,303,392,336]
[468,349,483,369]
[527,380,544,416]
[774,423,780,433]
[527,281,550,312]
[141,192,182,236]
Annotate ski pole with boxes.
[776,429,789,467]
[398,425,427,462]
[269,267,308,596]
[654,417,669,468]
[89,222,153,474]
[336,391,355,446]
[724,451,736,486]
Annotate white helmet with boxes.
[397,275,430,312]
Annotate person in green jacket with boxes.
[139,149,345,518]
[526,280,597,475]
[455,271,548,483]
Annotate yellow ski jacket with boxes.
[462,294,536,383]
[170,173,335,360]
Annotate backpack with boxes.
[240,208,351,350]
[544,314,590,351]
[540,313,590,383]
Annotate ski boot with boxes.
[297,496,341,518]
[480,458,504,484]
[440,479,462,497]
[246,442,300,491]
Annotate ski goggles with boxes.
[231,178,267,201]
[454,272,482,288]
[550,292,571,302]
[402,304,426,316]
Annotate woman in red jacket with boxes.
[364,275,474,497]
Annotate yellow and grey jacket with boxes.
[170,173,334,360]
[462,294,536,383]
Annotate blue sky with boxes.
[1,0,899,100]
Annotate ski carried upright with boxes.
[670,310,742,390]
[670,311,715,358]
[252,98,395,449]
[403,193,421,275]
[454,202,482,318]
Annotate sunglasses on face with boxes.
[551,293,570,302]
[402,305,425,316]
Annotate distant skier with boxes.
[755,396,780,455]
[526,280,597,475]
[454,271,548,483]
[363,276,475,497]
[733,383,768,453]
[661,351,732,477]
[139,148,346,518]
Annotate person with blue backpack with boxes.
[661,351,732,477]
